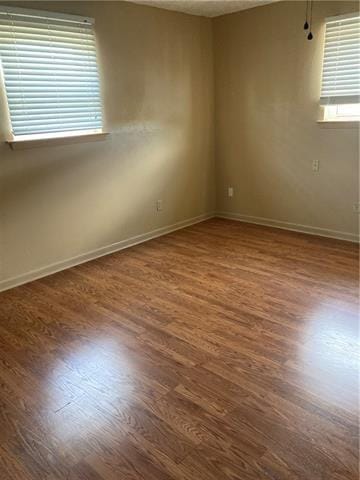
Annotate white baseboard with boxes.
[1,210,357,293]
[0,213,214,293]
[216,211,359,243]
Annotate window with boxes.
[320,12,360,122]
[0,6,103,141]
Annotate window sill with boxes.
[7,131,109,150]
[317,120,359,129]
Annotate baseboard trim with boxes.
[0,213,215,293]
[216,211,359,243]
[2,211,357,293]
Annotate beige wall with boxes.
[214,0,359,238]
[0,1,215,285]
[0,0,359,289]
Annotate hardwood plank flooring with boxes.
[0,218,358,480]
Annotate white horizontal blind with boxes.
[320,12,360,105]
[0,7,102,137]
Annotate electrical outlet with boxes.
[353,203,360,214]
[312,159,319,172]
[228,186,234,198]
[156,199,163,212]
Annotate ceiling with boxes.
[124,0,281,18]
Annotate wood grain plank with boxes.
[0,218,358,479]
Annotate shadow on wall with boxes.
[0,58,213,281]
[0,121,189,264]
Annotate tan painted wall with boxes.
[214,0,359,237]
[0,1,215,284]
[0,0,358,288]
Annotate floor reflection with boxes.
[47,335,135,442]
[291,304,359,410]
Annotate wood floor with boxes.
[0,218,358,480]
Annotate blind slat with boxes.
[12,114,101,125]
[5,72,99,79]
[11,108,102,118]
[323,73,360,80]
[3,66,98,73]
[1,58,98,67]
[7,93,102,99]
[0,45,97,57]
[9,100,102,107]
[6,87,100,93]
[0,24,94,37]
[0,25,92,37]
[6,80,100,86]
[14,123,102,134]
[320,13,360,105]
[0,34,95,46]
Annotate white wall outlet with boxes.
[228,186,234,197]
[156,199,163,212]
[353,203,360,214]
[312,159,319,172]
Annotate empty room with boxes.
[0,0,359,478]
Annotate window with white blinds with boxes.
[0,6,103,139]
[320,12,360,106]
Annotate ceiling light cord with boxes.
[308,0,314,39]
[304,0,309,30]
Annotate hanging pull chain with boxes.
[304,0,309,30]
[307,0,314,40]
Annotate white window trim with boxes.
[7,130,109,150]
[318,11,360,124]
[317,108,359,127]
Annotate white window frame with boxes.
[323,104,360,122]
[320,12,360,123]
[0,6,104,145]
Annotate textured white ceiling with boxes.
[124,0,281,18]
